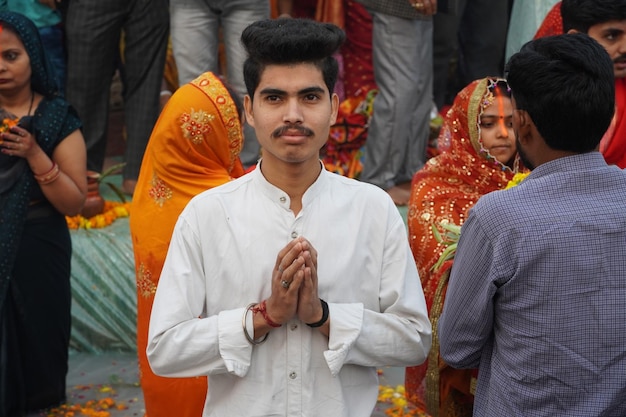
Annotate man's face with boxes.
[244,63,338,168]
[587,19,626,78]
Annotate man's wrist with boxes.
[306,299,329,328]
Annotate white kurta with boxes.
[147,165,431,417]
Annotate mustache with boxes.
[614,55,626,64]
[272,124,314,138]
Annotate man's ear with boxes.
[243,95,255,128]
[514,109,532,144]
[567,28,580,34]
[330,93,339,125]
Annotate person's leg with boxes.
[170,0,220,86]
[121,0,169,190]
[38,24,66,95]
[457,0,509,86]
[13,216,72,413]
[222,0,270,168]
[399,18,433,184]
[432,12,460,109]
[433,0,468,107]
[360,12,431,204]
[65,0,123,173]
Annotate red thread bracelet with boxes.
[253,300,282,328]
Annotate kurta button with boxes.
[290,324,298,331]
[291,231,298,238]
[289,372,297,379]
[280,196,286,203]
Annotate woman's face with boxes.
[479,93,516,166]
[0,27,31,93]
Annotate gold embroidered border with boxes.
[191,73,243,173]
[425,268,451,417]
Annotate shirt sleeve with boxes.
[324,208,432,375]
[438,210,498,368]
[147,213,253,378]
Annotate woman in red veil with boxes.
[405,77,526,417]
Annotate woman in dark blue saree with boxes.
[0,11,87,415]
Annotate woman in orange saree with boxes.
[130,71,244,417]
[405,77,524,417]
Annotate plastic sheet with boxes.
[69,218,136,353]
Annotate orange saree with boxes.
[130,72,244,417]
[405,78,522,417]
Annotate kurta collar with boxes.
[251,160,329,211]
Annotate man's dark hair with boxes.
[241,18,345,101]
[506,33,614,153]
[562,0,626,33]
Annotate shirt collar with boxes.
[527,151,609,179]
[251,160,329,210]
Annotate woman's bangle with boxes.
[253,300,282,328]
[306,299,329,328]
[34,161,61,185]
[242,303,269,345]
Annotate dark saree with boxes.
[0,12,81,415]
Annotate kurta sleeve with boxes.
[147,212,253,378]
[324,206,432,375]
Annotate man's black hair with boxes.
[562,0,626,33]
[506,33,614,153]
[241,18,345,100]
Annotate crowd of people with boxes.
[1,1,626,416]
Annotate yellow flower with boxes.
[505,172,530,189]
[377,384,430,417]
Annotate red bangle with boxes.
[253,300,282,328]
[33,162,61,185]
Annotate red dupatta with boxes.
[405,78,523,416]
[601,78,626,168]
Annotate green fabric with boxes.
[0,1,61,28]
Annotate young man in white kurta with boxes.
[147,18,431,417]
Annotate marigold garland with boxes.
[66,201,131,230]
[504,172,530,189]
[0,117,18,135]
[0,117,19,145]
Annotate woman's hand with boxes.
[0,125,41,159]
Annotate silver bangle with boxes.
[242,303,269,345]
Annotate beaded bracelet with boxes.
[306,299,329,328]
[242,303,269,345]
[253,300,282,328]
[34,161,61,185]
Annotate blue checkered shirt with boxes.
[439,152,626,416]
